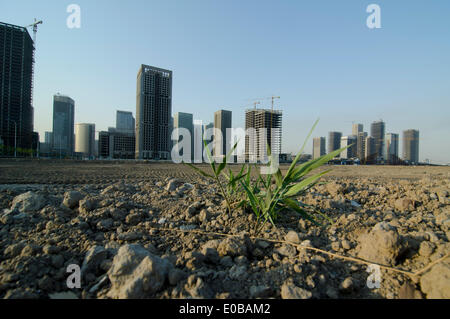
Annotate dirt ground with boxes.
[0,159,449,299]
[0,159,448,185]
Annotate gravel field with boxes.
[0,159,449,299]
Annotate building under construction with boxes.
[245,108,282,162]
[0,22,34,154]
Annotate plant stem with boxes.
[215,174,232,217]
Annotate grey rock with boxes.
[285,231,302,244]
[275,244,297,258]
[63,191,83,209]
[198,209,210,223]
[229,265,248,280]
[81,246,108,275]
[166,179,182,192]
[117,231,142,241]
[11,192,45,213]
[79,198,96,213]
[107,244,172,298]
[97,218,114,230]
[419,241,435,257]
[179,224,197,231]
[420,261,450,299]
[357,222,401,266]
[280,282,312,299]
[339,277,354,293]
[217,237,247,257]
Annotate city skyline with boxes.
[1,1,449,164]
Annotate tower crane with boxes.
[26,18,43,45]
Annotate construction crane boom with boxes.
[26,18,43,44]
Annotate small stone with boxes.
[285,231,302,244]
[280,282,312,299]
[341,240,351,250]
[198,209,210,223]
[275,244,297,258]
[331,241,341,251]
[11,192,45,213]
[420,261,450,299]
[339,277,354,293]
[419,241,435,257]
[79,198,96,213]
[357,222,401,266]
[217,237,247,257]
[394,198,415,212]
[107,244,172,298]
[63,191,83,209]
[81,245,107,275]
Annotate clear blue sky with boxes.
[1,0,449,164]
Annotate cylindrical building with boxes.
[75,123,95,158]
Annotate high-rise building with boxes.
[193,120,203,162]
[203,122,214,143]
[328,132,342,156]
[75,123,95,158]
[44,131,53,145]
[402,129,419,164]
[136,65,172,160]
[340,135,357,159]
[245,109,282,162]
[370,120,385,161]
[385,133,399,164]
[173,112,194,160]
[214,110,232,158]
[352,123,363,136]
[313,137,326,159]
[116,110,135,133]
[202,122,214,156]
[0,22,35,153]
[365,136,376,163]
[52,94,75,156]
[169,116,174,156]
[356,132,368,160]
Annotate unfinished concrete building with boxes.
[245,109,282,162]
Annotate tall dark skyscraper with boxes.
[136,65,172,160]
[52,94,75,156]
[370,120,385,161]
[328,132,342,155]
[0,22,35,153]
[403,129,419,164]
